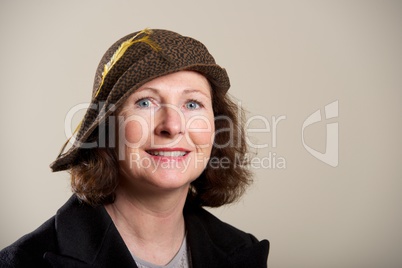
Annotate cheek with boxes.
[186,115,215,147]
[119,116,150,146]
[125,122,143,143]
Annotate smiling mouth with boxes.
[146,150,189,157]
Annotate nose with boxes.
[154,105,185,138]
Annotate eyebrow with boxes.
[183,89,211,98]
[137,87,211,98]
[136,87,159,94]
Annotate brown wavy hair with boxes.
[70,87,252,207]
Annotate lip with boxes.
[145,147,191,161]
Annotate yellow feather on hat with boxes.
[95,28,161,98]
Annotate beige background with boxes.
[1,1,401,267]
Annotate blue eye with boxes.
[185,101,200,110]
[136,98,151,108]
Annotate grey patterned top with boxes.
[131,235,191,268]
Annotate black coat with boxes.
[0,195,269,267]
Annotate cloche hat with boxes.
[50,28,230,172]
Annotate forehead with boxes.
[136,70,212,96]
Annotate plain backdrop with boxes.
[1,1,401,267]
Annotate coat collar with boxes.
[46,195,135,267]
[45,195,268,267]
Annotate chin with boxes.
[145,170,197,190]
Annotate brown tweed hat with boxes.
[50,28,230,172]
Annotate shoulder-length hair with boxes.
[70,86,252,207]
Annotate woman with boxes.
[0,29,269,267]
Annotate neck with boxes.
[104,182,189,264]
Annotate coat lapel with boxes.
[184,203,269,268]
[44,195,136,268]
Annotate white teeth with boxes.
[148,151,186,157]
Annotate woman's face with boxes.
[117,71,214,192]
